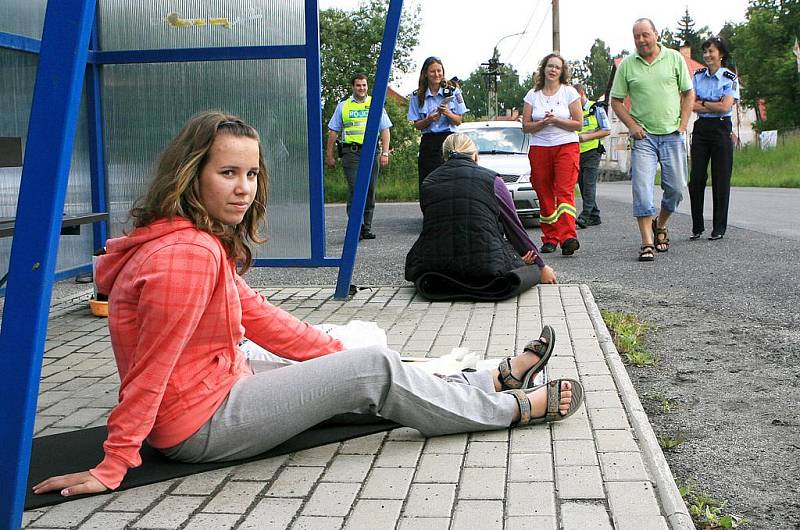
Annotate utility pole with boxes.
[552,0,560,53]
[480,55,501,119]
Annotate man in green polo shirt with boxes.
[611,18,694,262]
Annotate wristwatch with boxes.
[381,152,390,157]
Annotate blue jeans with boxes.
[630,131,687,218]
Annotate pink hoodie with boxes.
[90,218,343,489]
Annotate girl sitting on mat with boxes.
[33,111,583,497]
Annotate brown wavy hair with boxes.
[533,53,571,91]
[130,110,269,272]
[416,56,445,107]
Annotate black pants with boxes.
[689,117,733,236]
[418,132,452,190]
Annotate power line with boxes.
[517,2,552,72]
[507,1,544,63]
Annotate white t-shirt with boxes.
[523,85,580,147]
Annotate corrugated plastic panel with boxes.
[97,0,305,51]
[0,0,47,41]
[101,58,312,258]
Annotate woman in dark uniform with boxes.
[689,36,739,241]
[407,57,468,196]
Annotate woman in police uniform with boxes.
[689,36,739,241]
[407,56,468,195]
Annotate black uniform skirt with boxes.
[418,131,453,188]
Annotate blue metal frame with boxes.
[0,1,96,527]
[0,31,41,54]
[86,25,108,250]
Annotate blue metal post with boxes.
[87,22,109,249]
[334,0,404,299]
[0,0,96,526]
[305,0,327,261]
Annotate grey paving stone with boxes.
[77,511,138,530]
[508,453,554,482]
[238,498,302,530]
[555,465,605,500]
[588,407,631,430]
[22,509,44,527]
[451,500,503,529]
[302,482,360,517]
[397,517,451,530]
[52,407,107,428]
[288,444,338,466]
[360,467,415,499]
[551,412,593,440]
[576,360,610,377]
[504,516,558,530]
[510,426,552,453]
[105,482,173,511]
[28,494,108,528]
[585,390,623,409]
[606,481,662,516]
[594,429,640,453]
[414,453,463,483]
[339,432,386,454]
[402,483,456,517]
[266,466,324,497]
[560,501,613,530]
[423,433,468,454]
[387,427,426,441]
[599,452,650,481]
[581,374,616,391]
[374,441,424,468]
[464,441,507,467]
[457,467,506,499]
[202,480,264,513]
[505,481,556,516]
[343,499,402,530]
[183,513,240,529]
[170,469,231,492]
[132,495,205,529]
[614,515,670,530]
[231,455,289,481]
[290,516,344,530]
[322,454,374,482]
[469,428,508,442]
[553,439,599,466]
[38,397,92,417]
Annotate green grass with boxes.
[601,310,655,366]
[680,482,748,529]
[658,432,686,451]
[324,148,419,203]
[731,135,800,187]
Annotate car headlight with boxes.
[518,172,531,184]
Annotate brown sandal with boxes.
[506,378,584,426]
[652,219,669,252]
[498,326,555,390]
[638,244,655,262]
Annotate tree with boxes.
[460,56,527,119]
[730,0,800,129]
[583,39,612,100]
[319,0,421,122]
[674,8,711,62]
[659,28,680,49]
[568,60,589,89]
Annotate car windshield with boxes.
[461,127,526,154]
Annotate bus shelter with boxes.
[0,0,403,525]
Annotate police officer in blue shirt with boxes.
[408,57,468,195]
[689,36,739,241]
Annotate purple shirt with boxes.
[493,177,545,268]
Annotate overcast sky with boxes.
[319,0,752,94]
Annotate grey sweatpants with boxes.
[162,346,518,463]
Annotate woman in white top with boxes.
[522,53,583,256]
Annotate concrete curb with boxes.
[580,284,695,530]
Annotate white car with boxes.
[457,120,540,226]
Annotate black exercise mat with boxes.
[413,265,540,302]
[26,413,397,509]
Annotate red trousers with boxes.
[528,143,580,245]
